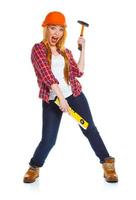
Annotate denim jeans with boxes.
[29,92,110,167]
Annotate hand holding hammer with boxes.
[77,20,89,50]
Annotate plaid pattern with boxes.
[31,41,84,103]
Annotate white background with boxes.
[0,0,136,199]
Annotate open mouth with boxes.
[51,36,59,43]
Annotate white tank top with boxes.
[49,54,72,100]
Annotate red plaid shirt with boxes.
[31,41,84,103]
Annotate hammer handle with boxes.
[78,25,84,50]
[80,25,84,36]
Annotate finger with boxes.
[67,109,70,115]
[60,107,67,112]
[59,106,64,111]
[78,40,85,45]
[66,106,71,115]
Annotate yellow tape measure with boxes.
[54,98,89,130]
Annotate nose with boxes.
[55,30,59,35]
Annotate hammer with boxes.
[77,20,89,50]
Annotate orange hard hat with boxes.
[42,11,67,27]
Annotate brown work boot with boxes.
[102,157,118,183]
[23,166,39,183]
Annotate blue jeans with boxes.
[29,92,110,167]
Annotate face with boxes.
[47,25,64,46]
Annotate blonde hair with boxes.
[42,26,70,84]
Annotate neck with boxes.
[43,41,60,55]
[50,45,59,56]
[50,46,57,51]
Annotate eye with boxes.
[50,26,56,30]
[59,28,64,32]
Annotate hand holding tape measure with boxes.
[54,97,89,130]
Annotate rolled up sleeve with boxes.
[66,49,84,78]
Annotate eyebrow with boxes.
[49,25,64,28]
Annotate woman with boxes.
[23,11,118,183]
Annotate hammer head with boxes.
[77,20,89,27]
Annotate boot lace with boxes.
[105,163,115,171]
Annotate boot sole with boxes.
[104,175,118,183]
[23,175,39,183]
[106,179,118,183]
